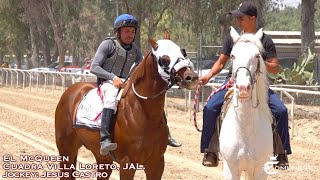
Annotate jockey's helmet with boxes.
[114,14,139,31]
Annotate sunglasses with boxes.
[118,19,138,27]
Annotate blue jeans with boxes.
[200,81,292,154]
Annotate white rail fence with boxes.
[0,68,96,95]
[1,68,319,138]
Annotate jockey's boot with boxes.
[275,150,289,169]
[272,122,289,169]
[167,125,182,147]
[202,122,220,167]
[164,112,182,147]
[202,149,219,167]
[100,108,117,155]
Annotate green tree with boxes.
[0,0,29,69]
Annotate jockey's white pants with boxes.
[100,80,119,113]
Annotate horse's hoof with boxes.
[168,137,182,147]
[100,143,117,155]
[202,151,219,167]
[274,152,289,170]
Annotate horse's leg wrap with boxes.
[163,112,182,147]
[100,108,117,155]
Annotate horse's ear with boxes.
[230,26,240,43]
[148,37,158,50]
[255,28,263,40]
[164,29,170,40]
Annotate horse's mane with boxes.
[237,33,265,55]
[256,55,270,111]
[129,51,149,84]
[121,51,149,98]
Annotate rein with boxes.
[131,46,192,100]
[132,83,169,100]
[131,52,173,100]
[192,80,233,132]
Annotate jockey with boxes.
[91,14,181,155]
[199,1,291,167]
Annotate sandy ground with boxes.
[0,86,319,180]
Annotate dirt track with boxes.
[0,87,319,180]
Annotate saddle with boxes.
[74,87,125,130]
[202,90,288,168]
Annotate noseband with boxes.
[132,52,186,100]
[232,58,261,98]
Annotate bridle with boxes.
[231,40,262,108]
[233,59,261,90]
[131,51,191,100]
[231,38,262,90]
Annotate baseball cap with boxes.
[229,1,257,17]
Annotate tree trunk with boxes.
[29,23,38,68]
[301,0,317,53]
[41,32,51,67]
[15,50,22,69]
[36,17,51,67]
[255,0,265,29]
[0,52,4,65]
[42,0,65,67]
[135,13,142,50]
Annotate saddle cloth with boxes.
[74,88,123,129]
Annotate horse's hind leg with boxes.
[56,131,82,180]
[119,168,136,180]
[117,156,136,180]
[92,151,113,180]
[144,156,165,180]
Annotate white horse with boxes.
[219,27,273,180]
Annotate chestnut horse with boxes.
[55,32,199,180]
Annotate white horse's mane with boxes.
[237,33,265,54]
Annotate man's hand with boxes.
[199,75,211,85]
[113,76,124,88]
[265,57,280,74]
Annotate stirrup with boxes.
[274,150,289,170]
[100,142,117,155]
[202,149,219,167]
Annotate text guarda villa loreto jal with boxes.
[2,154,145,178]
